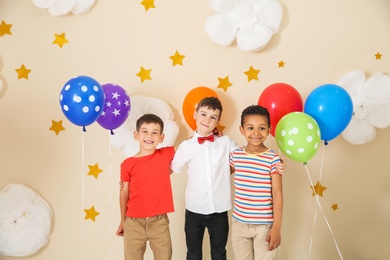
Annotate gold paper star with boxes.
[217,76,232,92]
[136,66,152,83]
[88,163,103,179]
[375,52,382,60]
[49,120,65,135]
[84,206,100,222]
[15,64,31,80]
[53,33,69,48]
[278,60,285,68]
[311,181,327,197]
[331,204,339,211]
[0,20,12,36]
[140,0,155,11]
[244,66,260,82]
[170,50,185,66]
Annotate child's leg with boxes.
[253,225,276,260]
[231,219,254,260]
[207,211,229,260]
[148,214,172,260]
[185,210,206,260]
[124,217,147,260]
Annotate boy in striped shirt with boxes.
[229,105,283,260]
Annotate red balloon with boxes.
[183,86,218,130]
[258,83,303,137]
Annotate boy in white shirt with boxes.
[171,97,234,260]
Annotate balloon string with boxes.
[81,132,85,260]
[319,141,326,180]
[277,147,283,259]
[308,210,317,260]
[308,142,327,259]
[304,164,344,260]
[109,134,113,260]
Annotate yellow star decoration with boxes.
[170,50,185,66]
[375,52,382,60]
[88,163,103,179]
[331,204,339,211]
[52,33,69,48]
[136,66,152,83]
[49,120,65,135]
[0,20,12,36]
[311,181,327,197]
[244,66,260,82]
[15,64,31,80]
[84,206,100,222]
[278,60,285,68]
[140,0,155,11]
[217,76,232,92]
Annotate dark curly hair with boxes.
[240,105,270,127]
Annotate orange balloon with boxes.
[182,86,218,130]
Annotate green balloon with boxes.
[275,112,321,163]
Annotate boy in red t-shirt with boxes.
[116,114,175,260]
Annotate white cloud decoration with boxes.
[338,70,390,145]
[32,0,95,16]
[111,95,179,157]
[205,0,283,52]
[0,183,53,257]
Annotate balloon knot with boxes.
[303,162,307,166]
[324,141,328,145]
[83,126,86,132]
[110,130,114,135]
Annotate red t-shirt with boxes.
[121,146,175,218]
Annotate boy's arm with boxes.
[116,181,129,236]
[170,144,185,173]
[267,174,283,250]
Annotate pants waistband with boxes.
[128,213,167,220]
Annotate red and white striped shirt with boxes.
[229,147,281,224]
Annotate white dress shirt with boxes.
[171,132,237,214]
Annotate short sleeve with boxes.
[120,159,132,182]
[271,154,282,175]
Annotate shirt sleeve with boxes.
[229,150,235,168]
[170,143,186,173]
[120,160,131,182]
[228,137,238,152]
[271,154,282,175]
[162,146,175,161]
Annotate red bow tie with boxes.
[198,135,215,144]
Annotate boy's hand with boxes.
[266,227,281,251]
[213,127,223,137]
[276,158,286,174]
[116,223,125,236]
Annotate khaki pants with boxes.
[231,219,276,260]
[124,214,172,260]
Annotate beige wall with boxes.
[1,0,389,259]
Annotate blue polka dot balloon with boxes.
[59,76,104,130]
